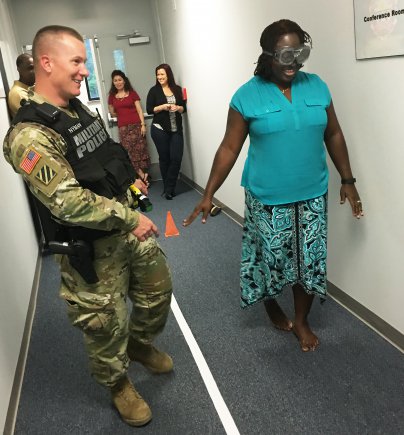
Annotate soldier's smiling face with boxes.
[47,34,89,104]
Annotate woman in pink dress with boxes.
[108,70,150,182]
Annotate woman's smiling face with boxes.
[113,75,125,91]
[156,69,168,86]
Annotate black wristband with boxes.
[341,177,356,184]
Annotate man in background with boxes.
[7,53,35,117]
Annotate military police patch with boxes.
[35,164,57,185]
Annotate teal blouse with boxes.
[230,71,331,205]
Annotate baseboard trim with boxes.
[327,281,403,352]
[180,174,404,352]
[3,249,43,435]
[148,162,162,182]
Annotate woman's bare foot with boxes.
[264,299,293,331]
[292,321,319,351]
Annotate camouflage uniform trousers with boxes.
[57,231,172,387]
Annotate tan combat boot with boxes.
[111,376,152,426]
[127,337,173,373]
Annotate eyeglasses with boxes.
[264,45,311,66]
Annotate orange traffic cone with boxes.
[165,211,180,237]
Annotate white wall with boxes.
[0,0,39,432]
[153,0,404,333]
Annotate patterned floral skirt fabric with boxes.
[119,124,151,173]
[240,190,328,308]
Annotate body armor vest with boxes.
[13,98,136,198]
[12,99,136,242]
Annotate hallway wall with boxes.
[153,0,404,334]
[0,1,38,432]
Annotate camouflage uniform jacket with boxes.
[3,91,140,233]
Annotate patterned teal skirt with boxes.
[240,190,328,307]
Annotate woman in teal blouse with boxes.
[184,19,363,352]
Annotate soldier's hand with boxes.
[133,178,148,195]
[132,213,159,241]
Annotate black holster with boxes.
[48,240,99,284]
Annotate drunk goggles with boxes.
[264,45,311,66]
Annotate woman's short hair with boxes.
[254,19,312,81]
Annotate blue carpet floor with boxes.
[14,180,404,434]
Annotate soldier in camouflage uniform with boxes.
[3,25,173,427]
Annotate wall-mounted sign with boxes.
[354,0,404,59]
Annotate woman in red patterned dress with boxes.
[108,70,150,182]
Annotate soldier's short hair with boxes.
[32,25,84,64]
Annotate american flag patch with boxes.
[20,149,41,174]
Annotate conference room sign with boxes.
[354,0,404,59]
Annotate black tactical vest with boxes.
[12,98,136,198]
[12,99,136,242]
